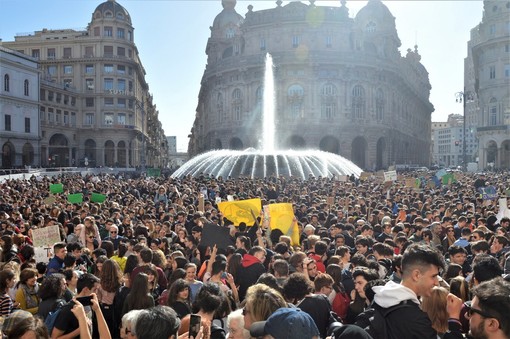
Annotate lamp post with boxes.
[455,89,474,171]
[136,101,146,172]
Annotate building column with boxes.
[497,146,503,169]
[114,146,118,166]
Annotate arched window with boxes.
[352,85,366,119]
[288,84,304,97]
[24,79,29,96]
[4,74,9,92]
[489,97,497,125]
[217,93,225,123]
[366,21,377,33]
[255,86,263,104]
[232,88,242,100]
[376,88,384,120]
[321,83,337,96]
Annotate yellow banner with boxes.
[218,198,262,226]
[268,203,299,246]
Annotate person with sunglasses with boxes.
[447,277,510,339]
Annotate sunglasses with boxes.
[464,301,496,319]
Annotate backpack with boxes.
[44,301,65,336]
[365,300,414,339]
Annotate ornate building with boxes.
[188,0,434,170]
[1,0,168,168]
[469,0,510,169]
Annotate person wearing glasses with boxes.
[104,224,124,251]
[447,277,510,339]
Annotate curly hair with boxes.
[99,259,122,292]
[38,273,65,300]
[283,272,313,303]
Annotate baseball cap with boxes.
[250,308,319,339]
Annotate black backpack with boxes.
[364,300,414,339]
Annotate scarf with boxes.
[21,283,39,310]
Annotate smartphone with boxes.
[76,296,93,307]
[189,314,201,338]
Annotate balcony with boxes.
[477,125,509,132]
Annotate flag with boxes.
[68,193,83,204]
[218,198,262,226]
[268,203,299,246]
[91,193,106,203]
[442,173,456,185]
[50,183,63,194]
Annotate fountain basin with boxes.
[171,149,362,179]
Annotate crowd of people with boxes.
[0,169,509,339]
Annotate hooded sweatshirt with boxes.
[373,280,420,308]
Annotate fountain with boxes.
[172,54,362,180]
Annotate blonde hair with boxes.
[244,284,287,322]
[422,286,448,334]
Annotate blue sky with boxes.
[0,0,483,152]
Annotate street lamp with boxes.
[455,89,474,171]
[136,101,146,172]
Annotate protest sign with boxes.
[200,223,234,250]
[32,225,61,248]
[218,198,262,226]
[68,193,83,204]
[50,183,63,194]
[384,170,397,182]
[91,193,106,203]
[268,203,299,246]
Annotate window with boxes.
[288,84,304,118]
[24,80,29,96]
[260,38,266,51]
[117,47,125,57]
[63,95,69,105]
[85,64,94,74]
[63,112,69,125]
[128,81,133,92]
[489,65,496,79]
[232,89,243,121]
[63,65,73,74]
[117,12,124,20]
[104,64,113,73]
[216,93,225,123]
[4,74,9,92]
[56,110,61,123]
[505,64,510,77]
[70,112,76,126]
[48,91,54,101]
[40,89,45,101]
[46,66,57,77]
[117,98,126,107]
[5,115,11,131]
[366,21,377,33]
[104,46,113,57]
[489,24,496,35]
[321,103,335,119]
[376,88,385,120]
[128,31,132,41]
[321,83,337,96]
[506,44,510,53]
[320,83,337,119]
[288,84,304,97]
[117,79,126,91]
[105,98,114,106]
[40,107,45,120]
[86,79,94,91]
[48,108,54,122]
[326,36,332,48]
[104,113,114,125]
[56,93,61,103]
[117,28,125,39]
[86,97,94,107]
[85,113,94,125]
[292,36,300,48]
[47,48,56,59]
[226,28,235,39]
[104,78,114,91]
[489,98,497,125]
[117,65,126,74]
[104,26,113,37]
[85,46,94,57]
[352,85,366,119]
[93,26,100,37]
[117,113,126,125]
[63,47,71,58]
[128,49,133,58]
[31,49,40,58]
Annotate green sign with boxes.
[67,193,83,204]
[91,193,107,203]
[49,183,64,194]
[147,168,161,177]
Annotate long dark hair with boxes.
[127,273,152,310]
[0,269,15,293]
[167,278,191,306]
[99,259,122,293]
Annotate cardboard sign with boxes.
[359,172,371,181]
[32,225,61,248]
[337,175,348,182]
[384,170,397,182]
[479,186,498,200]
[43,196,56,205]
[34,247,52,263]
[200,223,234,250]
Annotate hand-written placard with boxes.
[32,225,61,248]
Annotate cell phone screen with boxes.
[189,314,201,338]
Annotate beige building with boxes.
[1,0,168,168]
[469,0,510,169]
[188,0,434,170]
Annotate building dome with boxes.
[355,0,397,34]
[213,0,243,29]
[92,0,132,24]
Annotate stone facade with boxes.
[0,47,40,168]
[1,0,168,168]
[188,0,434,170]
[470,0,510,169]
